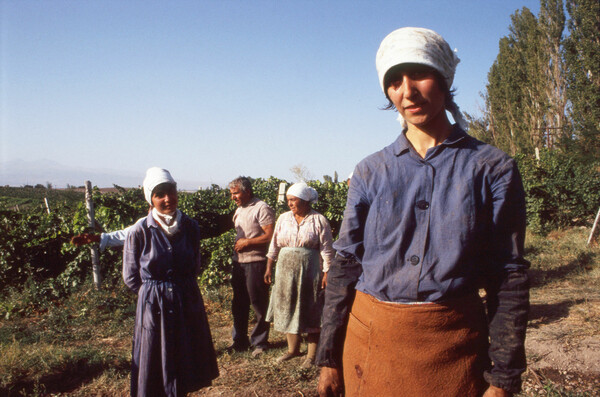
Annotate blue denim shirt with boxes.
[334,126,529,303]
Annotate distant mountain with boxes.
[0,159,208,190]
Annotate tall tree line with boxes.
[467,0,599,161]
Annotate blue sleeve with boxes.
[488,159,529,273]
[123,222,143,293]
[484,158,530,393]
[333,165,370,261]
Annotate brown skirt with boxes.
[342,291,490,397]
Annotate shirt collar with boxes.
[442,124,468,146]
[392,124,467,156]
[241,197,259,208]
[146,210,159,229]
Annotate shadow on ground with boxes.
[0,359,130,396]
[528,251,596,288]
[528,299,585,328]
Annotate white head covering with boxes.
[143,167,176,205]
[375,27,468,130]
[286,182,318,204]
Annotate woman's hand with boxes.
[264,268,272,285]
[264,259,275,285]
[70,233,101,246]
[321,271,328,289]
[317,367,343,397]
[482,385,512,397]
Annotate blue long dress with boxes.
[123,212,219,397]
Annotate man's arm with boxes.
[234,223,274,252]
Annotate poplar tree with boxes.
[470,2,568,155]
[484,7,543,155]
[564,0,600,161]
[539,0,568,146]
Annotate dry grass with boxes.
[1,227,599,396]
[526,227,600,342]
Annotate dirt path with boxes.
[520,286,600,395]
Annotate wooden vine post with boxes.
[277,182,287,204]
[85,180,102,289]
[588,207,600,246]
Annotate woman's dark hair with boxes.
[380,64,455,111]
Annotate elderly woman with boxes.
[317,27,529,397]
[123,167,219,397]
[264,182,335,368]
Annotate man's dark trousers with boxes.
[231,260,270,349]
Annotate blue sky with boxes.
[1,0,541,189]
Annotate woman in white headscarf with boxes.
[123,167,219,397]
[264,182,335,368]
[316,27,529,397]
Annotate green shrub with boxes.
[3,164,596,302]
[516,150,600,233]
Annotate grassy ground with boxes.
[0,227,598,396]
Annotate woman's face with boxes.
[385,64,446,129]
[287,195,310,216]
[151,183,178,214]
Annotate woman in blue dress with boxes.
[123,167,219,397]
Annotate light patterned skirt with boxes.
[266,247,323,334]
[342,290,490,397]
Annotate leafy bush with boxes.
[2,164,596,307]
[516,150,600,233]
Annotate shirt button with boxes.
[416,200,429,210]
[409,255,420,265]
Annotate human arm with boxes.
[100,226,132,251]
[234,223,274,252]
[71,225,132,252]
[483,383,515,397]
[316,165,369,365]
[264,216,282,284]
[264,257,276,285]
[317,366,344,397]
[316,166,369,395]
[316,254,363,366]
[316,254,363,396]
[317,215,335,289]
[317,215,335,273]
[483,160,530,394]
[122,226,142,293]
[70,233,100,245]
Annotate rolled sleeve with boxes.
[100,226,132,252]
[266,217,282,262]
[318,216,335,272]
